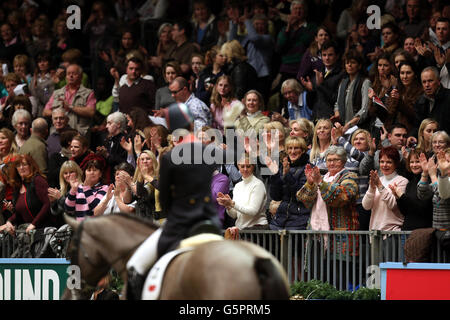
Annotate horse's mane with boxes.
[94,213,160,230]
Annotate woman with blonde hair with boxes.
[235,90,270,135]
[48,160,83,226]
[289,118,314,148]
[221,40,258,100]
[262,121,287,157]
[417,118,439,155]
[309,118,333,171]
[131,150,162,222]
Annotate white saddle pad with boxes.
[141,247,192,300]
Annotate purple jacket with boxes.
[211,172,230,227]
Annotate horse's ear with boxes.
[64,213,80,230]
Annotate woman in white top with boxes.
[217,155,268,230]
[362,146,408,231]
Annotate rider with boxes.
[126,102,240,299]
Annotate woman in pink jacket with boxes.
[362,146,408,231]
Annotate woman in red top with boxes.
[0,154,51,235]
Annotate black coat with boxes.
[307,65,344,121]
[268,153,310,230]
[414,86,450,135]
[225,59,258,100]
[157,140,221,258]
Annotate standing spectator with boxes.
[42,64,96,137]
[234,90,270,135]
[191,0,219,53]
[166,20,200,75]
[309,118,332,171]
[220,40,258,100]
[275,0,316,81]
[417,151,450,229]
[154,61,179,110]
[417,118,439,156]
[217,154,268,230]
[362,146,408,231]
[436,149,450,199]
[288,118,314,148]
[399,0,428,38]
[111,56,156,115]
[431,131,450,157]
[25,18,52,60]
[0,154,52,234]
[415,67,450,134]
[195,45,226,104]
[189,53,205,94]
[272,78,312,125]
[297,26,330,83]
[389,149,433,230]
[65,154,109,221]
[0,23,27,65]
[209,75,238,133]
[380,22,402,56]
[50,17,77,63]
[386,61,422,134]
[70,135,93,168]
[333,49,371,132]
[268,136,310,230]
[167,76,211,133]
[300,40,343,121]
[228,11,274,100]
[19,117,48,175]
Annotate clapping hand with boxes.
[437,150,450,176]
[369,170,381,189]
[388,182,403,199]
[217,192,233,208]
[305,164,322,185]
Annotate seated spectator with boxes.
[389,148,432,230]
[217,154,268,230]
[191,0,219,53]
[210,75,238,133]
[272,78,312,125]
[359,123,409,176]
[234,89,270,135]
[261,121,287,159]
[398,0,427,38]
[0,23,27,65]
[11,108,31,150]
[0,128,17,166]
[25,18,52,61]
[48,160,84,227]
[52,48,91,89]
[297,146,359,241]
[148,23,176,85]
[168,76,212,133]
[65,154,109,221]
[333,49,371,132]
[345,18,379,66]
[362,146,408,231]
[267,136,310,230]
[189,53,205,94]
[391,49,412,75]
[18,117,49,175]
[195,45,226,104]
[221,40,258,101]
[210,164,230,229]
[0,94,33,131]
[0,154,53,234]
[336,0,368,41]
[96,111,128,183]
[47,107,71,158]
[47,129,79,189]
[417,118,439,156]
[94,162,136,216]
[154,61,179,110]
[50,17,77,63]
[380,22,402,56]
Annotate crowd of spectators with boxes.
[0,0,449,247]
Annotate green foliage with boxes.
[290,280,381,300]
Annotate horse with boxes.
[62,213,290,300]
